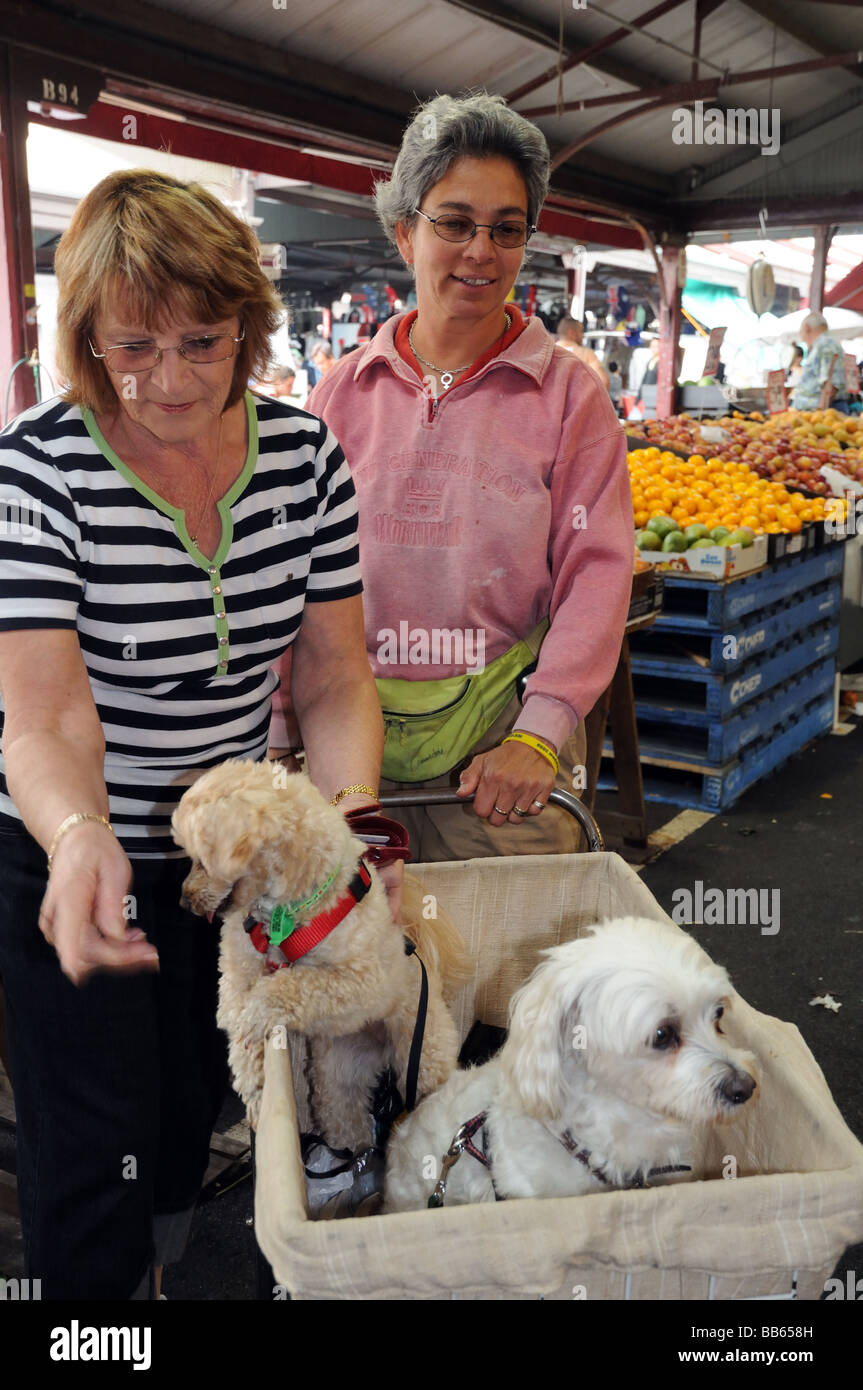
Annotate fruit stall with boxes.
[600,411,852,812]
[631,408,863,494]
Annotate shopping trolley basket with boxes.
[253,791,863,1300]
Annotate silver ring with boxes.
[513,805,528,817]
[532,800,545,810]
[494,805,509,816]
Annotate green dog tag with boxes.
[269,903,297,946]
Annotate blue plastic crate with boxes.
[631,621,839,721]
[656,547,845,631]
[600,693,835,811]
[629,581,841,673]
[614,656,836,765]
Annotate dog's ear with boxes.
[183,799,263,886]
[499,955,584,1122]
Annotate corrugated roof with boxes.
[9,0,863,235]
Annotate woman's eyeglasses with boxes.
[88,328,245,374]
[413,208,535,249]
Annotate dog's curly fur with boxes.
[171,759,467,1144]
[385,917,759,1211]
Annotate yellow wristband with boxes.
[330,784,378,807]
[47,812,114,873]
[502,732,560,774]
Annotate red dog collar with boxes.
[240,807,408,971]
[245,861,373,971]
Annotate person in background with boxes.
[786,342,804,389]
[607,359,623,415]
[311,341,336,378]
[639,337,661,389]
[271,90,633,863]
[793,313,848,411]
[555,315,609,387]
[257,363,296,399]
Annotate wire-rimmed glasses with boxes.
[88,327,245,373]
[413,208,535,248]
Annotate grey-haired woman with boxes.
[272,91,634,861]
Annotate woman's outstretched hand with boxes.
[38,824,159,985]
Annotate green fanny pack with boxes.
[375,618,549,783]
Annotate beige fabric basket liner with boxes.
[254,853,863,1300]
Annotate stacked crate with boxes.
[600,546,844,811]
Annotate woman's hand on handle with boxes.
[38,823,159,986]
[457,739,556,826]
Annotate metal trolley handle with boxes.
[377,787,604,854]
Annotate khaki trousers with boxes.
[379,693,587,863]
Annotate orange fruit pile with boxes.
[627,448,837,536]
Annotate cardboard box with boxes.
[638,533,768,581]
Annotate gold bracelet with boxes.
[47,813,114,873]
[330,784,378,807]
[502,732,560,775]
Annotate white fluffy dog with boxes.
[385,917,758,1210]
[172,760,466,1146]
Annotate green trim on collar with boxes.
[80,391,258,571]
[268,862,342,946]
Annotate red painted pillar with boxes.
[657,243,683,419]
[0,44,38,426]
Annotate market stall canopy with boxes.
[754,307,863,343]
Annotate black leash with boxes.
[303,937,431,1172]
[402,936,429,1115]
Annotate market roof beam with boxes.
[4,0,679,238]
[679,88,863,200]
[738,0,863,81]
[438,0,679,101]
[680,191,863,233]
[2,0,414,138]
[519,50,863,120]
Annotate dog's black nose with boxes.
[720,1070,756,1106]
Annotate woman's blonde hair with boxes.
[54,169,284,413]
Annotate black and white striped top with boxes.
[0,391,362,856]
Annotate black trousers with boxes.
[0,824,228,1299]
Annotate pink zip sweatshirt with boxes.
[273,310,634,754]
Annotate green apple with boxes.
[661,530,689,552]
[728,525,755,547]
[635,529,661,551]
[646,514,679,539]
[727,527,754,548]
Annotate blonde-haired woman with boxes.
[0,170,385,1298]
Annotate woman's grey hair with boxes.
[374,90,550,250]
[801,311,828,331]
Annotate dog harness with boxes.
[556,1131,692,1190]
[427,1115,692,1208]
